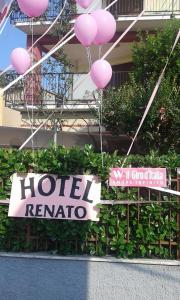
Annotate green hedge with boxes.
[0,146,179,258]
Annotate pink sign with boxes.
[109,168,167,187]
[8,173,101,221]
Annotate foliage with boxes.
[102,75,180,153]
[102,20,180,153]
[0,146,179,259]
[132,20,180,85]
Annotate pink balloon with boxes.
[10,48,31,75]
[74,14,97,47]
[90,59,112,89]
[91,9,116,45]
[17,0,49,17]
[75,0,93,9]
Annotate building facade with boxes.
[2,0,180,133]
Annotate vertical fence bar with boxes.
[25,223,31,252]
[177,168,180,260]
[125,187,129,247]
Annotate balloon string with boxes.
[98,89,104,168]
[0,32,75,95]
[0,0,68,77]
[72,10,145,94]
[0,0,119,94]
[98,46,102,59]
[102,10,145,60]
[89,48,92,68]
[9,0,119,151]
[24,17,35,156]
[29,0,68,52]
[86,47,92,71]
[31,17,34,154]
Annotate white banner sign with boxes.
[8,173,101,221]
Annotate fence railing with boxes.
[11,0,73,23]
[104,0,180,16]
[4,71,130,110]
[4,72,71,108]
[10,0,180,23]
[110,71,131,88]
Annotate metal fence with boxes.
[105,0,180,16]
[0,170,179,259]
[11,0,73,23]
[4,71,130,110]
[4,72,74,108]
[110,71,131,88]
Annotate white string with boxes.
[0,32,75,96]
[0,10,12,35]
[98,45,102,59]
[16,5,144,151]
[121,29,180,167]
[19,112,55,150]
[0,0,68,76]
[0,0,14,29]
[12,2,177,153]
[102,10,145,60]
[0,0,119,85]
[22,17,35,154]
[98,89,104,167]
[86,47,92,71]
[0,0,101,77]
[105,0,118,11]
[72,9,145,94]
[29,0,68,51]
[11,0,138,151]
[31,17,34,152]
[0,65,12,77]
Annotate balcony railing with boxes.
[110,71,131,88]
[4,71,130,111]
[105,0,180,16]
[11,0,74,23]
[10,0,180,23]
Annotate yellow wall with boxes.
[0,94,3,126]
[0,93,21,127]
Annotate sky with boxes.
[0,20,26,70]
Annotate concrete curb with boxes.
[0,252,179,266]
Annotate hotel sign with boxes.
[8,173,101,221]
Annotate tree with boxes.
[102,19,180,153]
[132,20,180,85]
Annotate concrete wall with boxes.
[0,126,140,153]
[0,255,179,300]
[0,94,21,127]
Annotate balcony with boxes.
[4,71,130,112]
[4,71,97,112]
[11,0,73,23]
[106,0,180,17]
[10,0,180,24]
